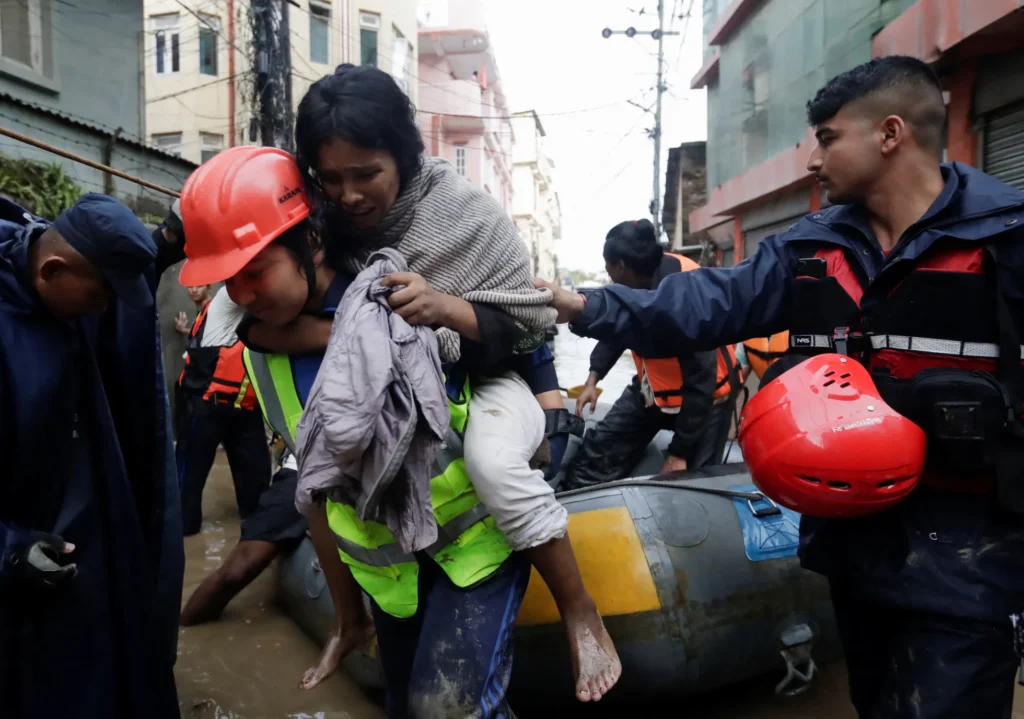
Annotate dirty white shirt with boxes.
[195,287,246,347]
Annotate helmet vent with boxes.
[876,479,895,489]
[840,373,851,379]
[839,382,851,388]
[797,475,821,485]
[827,481,852,490]
[824,371,836,377]
[823,379,835,387]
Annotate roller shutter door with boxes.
[984,101,1024,191]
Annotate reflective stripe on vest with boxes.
[242,349,303,454]
[334,502,492,567]
[242,351,512,619]
[871,335,1024,360]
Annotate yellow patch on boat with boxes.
[516,506,660,626]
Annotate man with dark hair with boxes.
[541,55,1024,717]
[0,194,184,717]
[567,219,734,488]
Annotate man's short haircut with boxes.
[806,56,946,153]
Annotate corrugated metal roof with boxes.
[0,92,197,168]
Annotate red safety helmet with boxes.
[737,354,925,518]
[178,146,311,286]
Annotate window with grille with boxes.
[310,2,330,65]
[360,12,379,68]
[200,133,223,164]
[198,14,219,76]
[391,27,412,93]
[455,146,467,177]
[153,14,181,75]
[153,132,183,157]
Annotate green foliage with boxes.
[0,153,82,219]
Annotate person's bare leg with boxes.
[528,535,622,702]
[532,389,621,702]
[181,540,279,625]
[300,503,375,690]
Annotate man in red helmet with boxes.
[541,56,1024,717]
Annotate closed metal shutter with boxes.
[742,216,803,260]
[984,101,1024,191]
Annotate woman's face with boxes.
[225,245,309,326]
[315,137,401,230]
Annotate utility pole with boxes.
[652,1,665,240]
[602,3,677,240]
[278,0,294,153]
[249,0,293,151]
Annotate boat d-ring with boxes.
[775,622,818,697]
[747,493,782,518]
[304,556,327,599]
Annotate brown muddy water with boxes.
[175,330,1024,718]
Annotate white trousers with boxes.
[463,372,569,551]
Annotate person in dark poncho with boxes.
[0,193,184,718]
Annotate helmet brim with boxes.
[177,208,310,287]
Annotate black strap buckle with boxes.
[832,326,869,357]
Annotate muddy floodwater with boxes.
[175,330,1024,718]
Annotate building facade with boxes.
[416,0,515,216]
[0,0,196,213]
[143,0,418,165]
[661,141,712,262]
[511,110,561,281]
[689,0,1024,265]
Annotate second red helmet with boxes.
[737,354,925,518]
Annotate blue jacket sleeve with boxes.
[589,340,627,379]
[570,236,795,357]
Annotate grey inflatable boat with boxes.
[275,400,841,705]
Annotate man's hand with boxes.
[6,532,77,590]
[575,376,601,417]
[533,279,586,324]
[659,454,688,476]
[383,272,456,327]
[174,311,190,336]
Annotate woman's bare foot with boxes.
[562,600,621,702]
[299,616,375,690]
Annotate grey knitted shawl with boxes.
[339,157,556,362]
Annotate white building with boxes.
[143,0,418,165]
[511,110,561,281]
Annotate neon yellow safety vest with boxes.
[242,348,513,618]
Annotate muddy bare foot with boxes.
[563,601,621,702]
[299,618,375,690]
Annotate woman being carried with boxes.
[245,64,620,710]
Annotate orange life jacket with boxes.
[714,344,742,401]
[742,332,790,380]
[632,253,742,408]
[178,301,256,410]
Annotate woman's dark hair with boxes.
[295,64,425,201]
[603,219,663,276]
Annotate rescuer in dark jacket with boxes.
[541,56,1024,718]
[0,194,184,718]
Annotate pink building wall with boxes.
[416,48,513,215]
